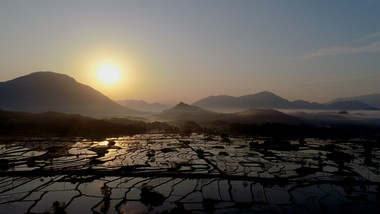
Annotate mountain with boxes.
[156,102,305,125]
[326,101,378,110]
[328,94,380,108]
[225,109,305,125]
[193,91,292,111]
[0,72,141,116]
[156,102,219,122]
[193,91,378,111]
[117,99,168,112]
[291,100,325,109]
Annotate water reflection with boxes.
[0,134,379,213]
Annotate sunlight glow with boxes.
[99,141,109,146]
[97,64,121,84]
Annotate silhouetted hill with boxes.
[117,99,168,112]
[326,101,378,110]
[193,91,378,111]
[328,94,380,108]
[156,102,219,122]
[0,72,141,116]
[291,100,325,109]
[193,91,292,111]
[227,109,305,125]
[156,102,305,125]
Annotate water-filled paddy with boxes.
[0,134,380,213]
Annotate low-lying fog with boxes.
[280,109,380,126]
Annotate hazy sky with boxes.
[1,0,380,104]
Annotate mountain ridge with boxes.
[117,99,168,112]
[0,71,141,117]
[192,91,378,111]
[328,94,380,108]
[1,72,378,117]
[156,102,305,125]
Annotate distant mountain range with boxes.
[1,72,378,121]
[0,72,141,117]
[117,99,169,112]
[192,91,378,111]
[156,102,305,125]
[328,94,380,108]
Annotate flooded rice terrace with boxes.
[1,134,380,213]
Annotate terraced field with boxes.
[1,134,380,213]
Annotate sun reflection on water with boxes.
[99,141,109,146]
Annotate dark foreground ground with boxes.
[1,134,380,213]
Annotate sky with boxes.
[0,0,380,104]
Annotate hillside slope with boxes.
[0,72,141,116]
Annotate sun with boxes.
[97,64,121,84]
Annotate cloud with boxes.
[301,42,380,59]
[356,32,380,42]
